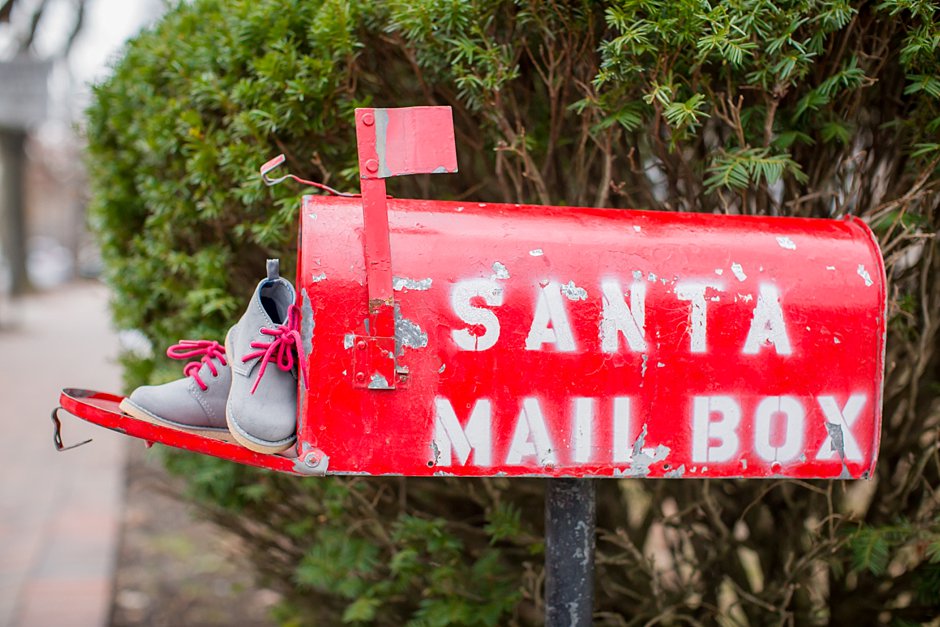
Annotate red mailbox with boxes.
[295,195,885,479]
[58,107,885,480]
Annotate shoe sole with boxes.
[224,327,297,455]
[119,397,236,443]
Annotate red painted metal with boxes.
[352,107,458,389]
[57,389,314,475]
[355,107,458,180]
[354,174,397,390]
[296,197,885,479]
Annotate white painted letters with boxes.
[743,283,792,355]
[815,394,865,461]
[430,266,871,476]
[451,279,503,351]
[612,397,633,463]
[692,396,741,463]
[506,397,558,465]
[447,277,798,356]
[572,397,594,463]
[753,396,804,462]
[428,393,869,470]
[600,279,647,352]
[433,397,492,466]
[676,281,723,353]
[525,281,577,352]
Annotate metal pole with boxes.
[545,478,595,626]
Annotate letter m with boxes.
[433,397,492,467]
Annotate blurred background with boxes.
[0,2,278,626]
[0,0,160,297]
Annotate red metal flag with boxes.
[356,106,458,179]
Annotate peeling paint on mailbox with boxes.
[297,196,886,479]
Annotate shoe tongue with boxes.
[259,279,293,325]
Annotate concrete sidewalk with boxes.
[0,282,126,627]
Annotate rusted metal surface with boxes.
[297,196,886,479]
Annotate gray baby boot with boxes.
[225,260,305,454]
[120,337,232,439]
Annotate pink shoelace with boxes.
[242,304,307,394]
[166,340,228,391]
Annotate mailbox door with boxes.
[297,197,885,479]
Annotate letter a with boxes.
[743,283,792,355]
[526,282,576,352]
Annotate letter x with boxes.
[815,394,865,461]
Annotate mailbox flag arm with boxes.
[353,107,458,390]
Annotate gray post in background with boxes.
[545,478,595,626]
[1,129,29,295]
[0,58,52,298]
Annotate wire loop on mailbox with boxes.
[260,154,357,197]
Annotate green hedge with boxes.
[87,1,940,624]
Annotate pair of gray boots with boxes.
[120,261,304,454]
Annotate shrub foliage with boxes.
[87,0,940,624]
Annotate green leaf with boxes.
[705,147,806,192]
[772,130,814,150]
[850,528,890,576]
[911,142,940,158]
[926,538,940,564]
[662,93,709,130]
[915,563,940,605]
[342,597,381,623]
[592,101,646,133]
[389,548,420,575]
[821,120,852,145]
[644,80,674,107]
[795,90,829,118]
[485,503,523,542]
[905,74,940,98]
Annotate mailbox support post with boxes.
[545,478,595,626]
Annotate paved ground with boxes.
[0,282,125,627]
[110,446,279,627]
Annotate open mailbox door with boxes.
[59,106,885,480]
